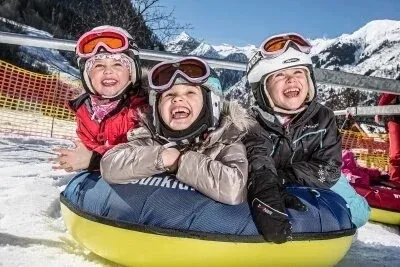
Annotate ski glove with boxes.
[248,170,306,244]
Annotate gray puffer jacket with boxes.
[100,102,251,205]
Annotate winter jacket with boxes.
[377,93,400,122]
[342,150,381,185]
[100,102,250,205]
[245,99,342,189]
[68,92,147,171]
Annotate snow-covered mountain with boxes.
[311,20,400,77]
[166,20,400,109]
[164,31,201,55]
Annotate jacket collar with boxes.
[252,99,321,134]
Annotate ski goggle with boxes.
[260,32,312,58]
[76,29,132,58]
[149,57,211,92]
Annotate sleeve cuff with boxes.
[87,151,102,171]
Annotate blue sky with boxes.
[162,0,400,46]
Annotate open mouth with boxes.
[283,88,300,98]
[171,107,190,119]
[102,79,118,86]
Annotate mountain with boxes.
[165,20,400,110]
[165,31,201,55]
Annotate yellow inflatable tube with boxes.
[370,208,400,225]
[61,203,355,267]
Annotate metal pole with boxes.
[1,31,400,93]
[334,104,400,116]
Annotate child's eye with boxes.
[274,72,285,78]
[113,63,123,67]
[294,70,305,75]
[94,64,104,68]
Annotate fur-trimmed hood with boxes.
[205,101,252,146]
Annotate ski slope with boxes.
[0,134,399,267]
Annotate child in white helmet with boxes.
[245,32,370,243]
[100,56,250,205]
[52,26,147,172]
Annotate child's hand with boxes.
[162,148,181,173]
[51,140,93,172]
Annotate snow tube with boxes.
[352,183,400,225]
[60,171,356,267]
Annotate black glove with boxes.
[281,189,308,212]
[248,171,307,244]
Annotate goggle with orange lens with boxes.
[76,29,131,58]
[260,32,312,58]
[149,57,210,92]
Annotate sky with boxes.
[162,0,400,46]
[1,133,400,266]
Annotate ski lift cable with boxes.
[1,31,400,94]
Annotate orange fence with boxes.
[341,130,390,171]
[0,60,82,139]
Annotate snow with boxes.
[171,31,193,43]
[1,134,400,266]
[189,42,220,58]
[213,43,258,59]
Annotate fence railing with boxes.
[0,60,81,139]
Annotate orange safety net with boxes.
[341,130,390,171]
[0,60,82,139]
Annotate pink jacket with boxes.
[342,151,381,185]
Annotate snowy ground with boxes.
[0,134,399,267]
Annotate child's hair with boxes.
[75,25,143,99]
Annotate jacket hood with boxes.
[205,101,251,146]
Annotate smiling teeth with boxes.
[102,79,117,85]
[172,107,190,115]
[284,88,300,94]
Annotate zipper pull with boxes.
[285,125,290,136]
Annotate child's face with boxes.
[158,84,204,131]
[89,58,130,97]
[265,68,309,111]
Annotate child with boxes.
[52,26,147,172]
[375,93,400,188]
[100,56,249,205]
[244,32,369,243]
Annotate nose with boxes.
[172,94,184,103]
[103,65,114,74]
[287,74,296,83]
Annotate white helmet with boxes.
[247,44,316,113]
